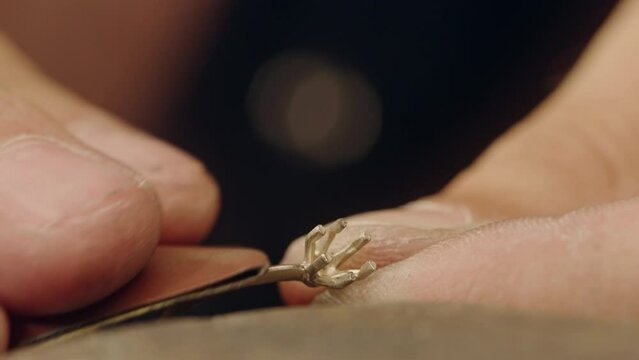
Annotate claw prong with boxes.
[327,218,348,233]
[317,218,347,255]
[312,270,357,289]
[307,254,331,276]
[328,232,371,268]
[304,225,326,263]
[298,220,375,289]
[329,271,358,289]
[357,261,376,280]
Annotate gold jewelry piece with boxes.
[22,219,375,347]
[256,219,376,288]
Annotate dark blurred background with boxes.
[179,2,615,254]
[0,0,619,309]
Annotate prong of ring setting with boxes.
[300,219,376,288]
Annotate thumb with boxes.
[0,93,161,316]
[0,33,219,244]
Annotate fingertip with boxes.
[155,160,222,244]
[68,122,222,243]
[279,281,324,305]
[0,185,160,316]
[0,139,162,315]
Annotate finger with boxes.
[67,118,220,244]
[440,0,639,219]
[0,34,219,243]
[350,200,474,228]
[0,306,7,351]
[317,197,639,321]
[279,203,473,305]
[0,93,161,316]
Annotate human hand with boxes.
[0,34,220,349]
[281,0,639,320]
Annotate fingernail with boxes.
[0,136,146,227]
[347,201,473,229]
[402,200,473,225]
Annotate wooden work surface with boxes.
[10,302,639,359]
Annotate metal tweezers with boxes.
[24,219,376,347]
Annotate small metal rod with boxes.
[251,264,306,286]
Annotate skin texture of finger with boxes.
[441,0,639,220]
[0,306,7,351]
[0,33,220,243]
[0,95,161,315]
[279,203,474,305]
[317,197,639,321]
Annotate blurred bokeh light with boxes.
[248,52,382,168]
